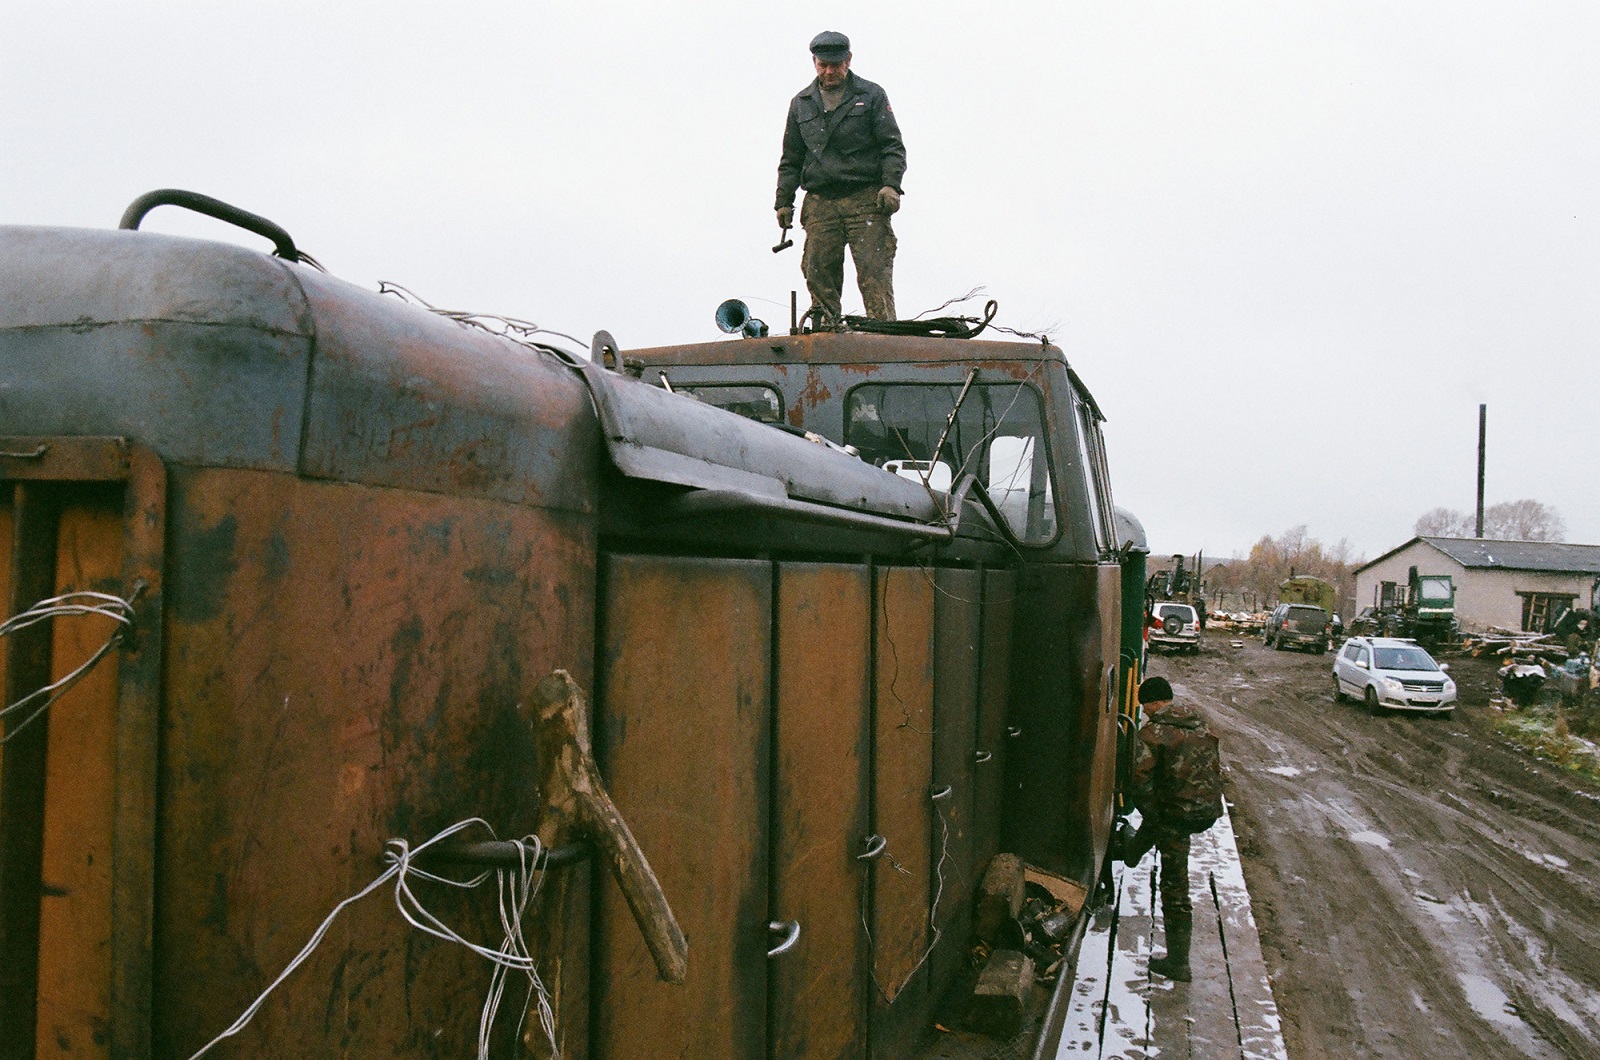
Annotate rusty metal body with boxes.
[0,220,1124,1059]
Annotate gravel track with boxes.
[1148,634,1600,1058]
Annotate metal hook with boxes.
[767,920,801,958]
[930,784,954,801]
[975,750,993,764]
[857,834,887,860]
[1007,725,1023,738]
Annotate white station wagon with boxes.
[1333,636,1457,716]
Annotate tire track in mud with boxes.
[1145,637,1600,1059]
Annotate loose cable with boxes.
[0,589,138,742]
[188,818,557,1060]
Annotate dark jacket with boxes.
[775,72,906,209]
[1130,700,1223,828]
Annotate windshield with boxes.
[1285,606,1326,631]
[1373,646,1440,671]
[845,382,1056,543]
[1419,578,1452,602]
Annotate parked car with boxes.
[1264,603,1331,653]
[1149,601,1200,654]
[1333,636,1457,716]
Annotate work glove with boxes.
[877,187,901,214]
[776,205,794,229]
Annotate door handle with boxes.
[767,920,801,958]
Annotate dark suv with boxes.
[1265,603,1331,653]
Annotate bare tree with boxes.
[1413,499,1566,541]
[1485,499,1566,541]
[1414,507,1474,537]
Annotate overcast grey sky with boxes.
[5,2,1597,560]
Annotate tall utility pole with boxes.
[1475,404,1486,538]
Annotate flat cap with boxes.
[809,30,850,62]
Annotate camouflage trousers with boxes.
[1127,819,1193,918]
[800,185,897,325]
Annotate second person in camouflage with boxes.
[1122,675,1224,982]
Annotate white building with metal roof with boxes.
[1354,537,1600,633]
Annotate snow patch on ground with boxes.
[1266,765,1303,778]
[1457,973,1519,1028]
[1349,830,1391,849]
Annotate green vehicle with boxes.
[1361,568,1457,647]
[1279,575,1336,615]
[1402,568,1457,647]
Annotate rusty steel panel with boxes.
[1002,564,1107,882]
[870,564,935,1045]
[592,554,771,1060]
[0,438,130,484]
[0,229,314,474]
[154,467,595,1058]
[973,569,1016,875]
[930,567,982,997]
[36,490,124,1060]
[770,562,871,1060]
[295,269,600,514]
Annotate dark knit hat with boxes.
[1138,676,1173,704]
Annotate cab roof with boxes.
[625,331,1107,422]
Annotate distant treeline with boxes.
[1200,525,1361,618]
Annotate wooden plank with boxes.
[36,492,123,1060]
[1056,880,1117,1055]
[770,562,871,1060]
[1206,811,1288,1060]
[1104,861,1155,1059]
[1184,841,1236,1058]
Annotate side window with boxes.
[1356,647,1370,667]
[1341,643,1358,660]
[675,384,784,424]
[845,382,1057,544]
[1074,395,1115,554]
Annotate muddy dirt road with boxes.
[1147,635,1600,1058]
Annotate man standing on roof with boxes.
[775,31,907,328]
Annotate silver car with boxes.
[1333,636,1457,716]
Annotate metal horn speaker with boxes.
[714,299,768,338]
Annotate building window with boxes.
[1517,592,1578,633]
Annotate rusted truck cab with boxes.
[1,211,1123,1060]
[623,331,1124,877]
